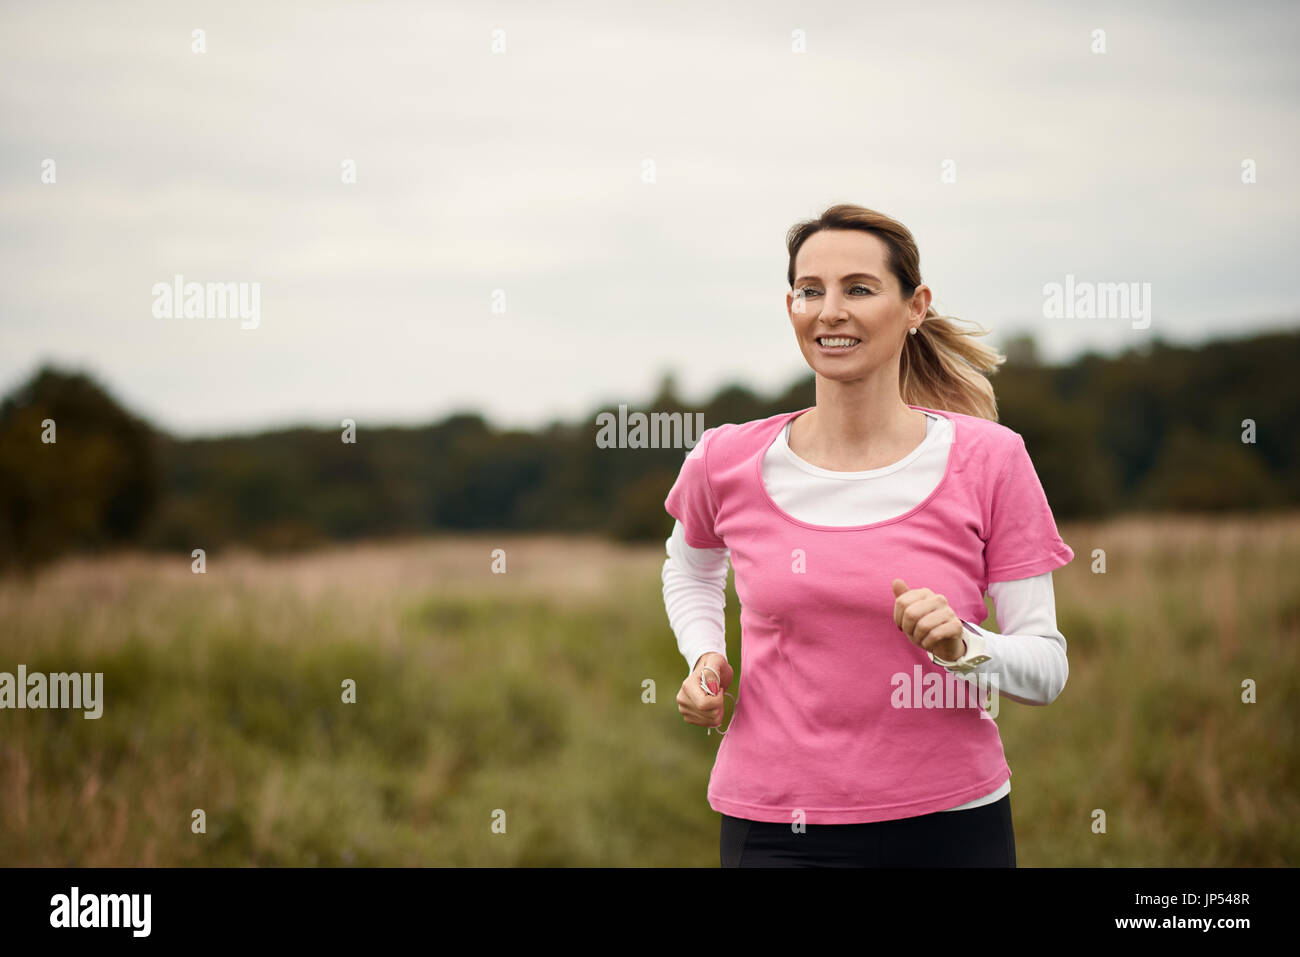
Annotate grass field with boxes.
[1,514,1297,866]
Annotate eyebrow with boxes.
[793,272,882,284]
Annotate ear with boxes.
[911,284,932,322]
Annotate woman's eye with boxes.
[851,285,873,295]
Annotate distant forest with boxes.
[1,330,1297,571]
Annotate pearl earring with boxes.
[909,327,918,335]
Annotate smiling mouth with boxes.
[816,336,861,349]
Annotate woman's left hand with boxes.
[892,579,966,661]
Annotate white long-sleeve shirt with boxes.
[662,410,1070,812]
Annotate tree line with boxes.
[1,329,1296,572]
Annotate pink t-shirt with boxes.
[664,404,1075,824]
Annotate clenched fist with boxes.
[892,578,967,661]
[677,652,734,731]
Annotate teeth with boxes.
[818,337,859,347]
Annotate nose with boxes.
[819,291,850,320]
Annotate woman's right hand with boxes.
[677,652,734,729]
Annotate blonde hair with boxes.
[785,203,1005,421]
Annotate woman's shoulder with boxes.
[936,408,1019,442]
[919,407,1026,477]
[678,411,792,474]
[696,410,793,449]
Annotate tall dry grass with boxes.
[0,516,1296,865]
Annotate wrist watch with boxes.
[929,620,991,673]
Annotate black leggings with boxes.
[720,794,1016,867]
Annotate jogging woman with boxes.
[663,203,1074,867]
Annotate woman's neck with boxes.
[791,392,927,472]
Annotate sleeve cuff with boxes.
[680,620,726,675]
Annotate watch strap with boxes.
[930,620,991,672]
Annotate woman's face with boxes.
[786,229,926,380]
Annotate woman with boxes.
[663,203,1075,867]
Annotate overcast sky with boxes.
[2,0,1297,437]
